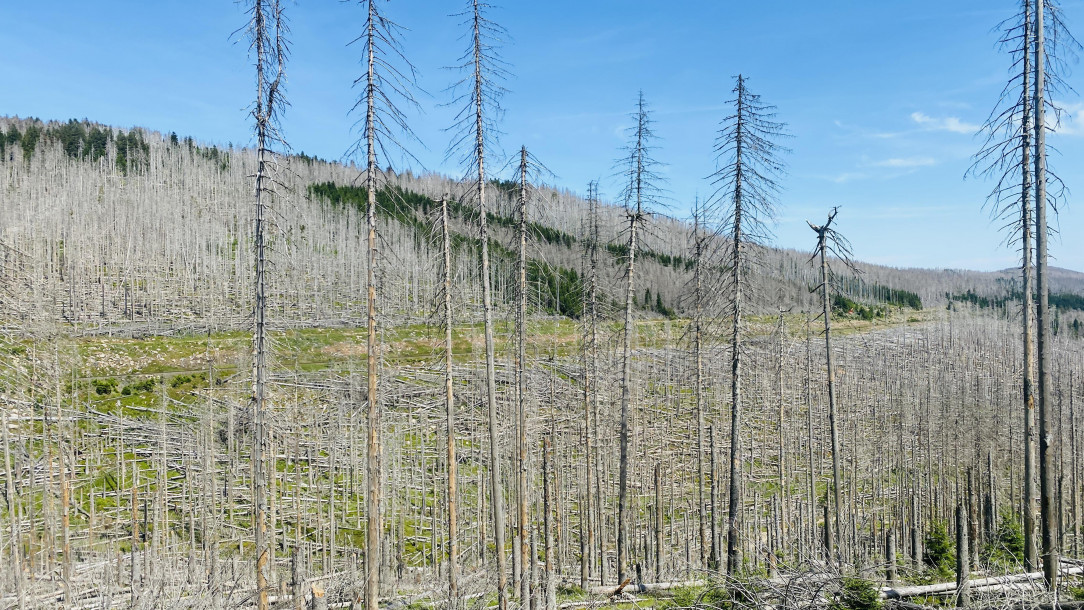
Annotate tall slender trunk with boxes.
[586,187,605,586]
[654,462,663,580]
[806,315,817,561]
[364,3,383,607]
[618,182,638,583]
[517,147,530,604]
[692,211,708,568]
[1033,0,1059,589]
[776,310,787,563]
[580,190,595,587]
[472,2,507,604]
[1021,0,1039,571]
[3,412,25,610]
[251,4,272,607]
[818,230,843,562]
[441,197,460,608]
[726,77,745,576]
[543,437,556,610]
[57,391,70,607]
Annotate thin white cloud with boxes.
[910,112,979,134]
[870,156,936,168]
[829,172,867,184]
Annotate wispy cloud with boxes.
[910,112,979,134]
[869,156,936,168]
[829,172,867,184]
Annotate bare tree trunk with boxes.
[806,316,818,562]
[517,147,530,605]
[1033,0,1059,589]
[692,209,709,569]
[3,412,25,610]
[776,309,787,564]
[441,197,460,609]
[471,2,507,602]
[1021,0,1039,571]
[710,424,719,570]
[618,129,642,585]
[726,83,746,576]
[587,185,605,587]
[654,463,663,580]
[956,503,970,608]
[248,3,286,607]
[543,437,556,610]
[364,4,383,607]
[886,527,897,586]
[57,392,70,607]
[816,224,843,562]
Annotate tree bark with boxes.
[1033,0,1059,589]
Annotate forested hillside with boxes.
[3,116,1082,336]
[1,115,1084,609]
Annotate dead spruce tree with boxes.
[807,207,857,564]
[438,195,461,608]
[348,1,421,606]
[969,0,1041,569]
[686,196,714,569]
[971,0,1078,584]
[1031,0,1082,588]
[706,74,788,575]
[447,1,510,605]
[241,2,288,607]
[513,146,548,602]
[613,91,665,583]
[580,180,605,586]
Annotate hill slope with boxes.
[3,116,1083,337]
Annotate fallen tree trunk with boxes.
[587,579,703,597]
[882,565,1084,599]
[890,601,1084,610]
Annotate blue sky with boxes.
[2,1,1083,272]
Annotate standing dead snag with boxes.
[513,146,549,601]
[581,181,605,586]
[241,2,288,607]
[3,412,24,610]
[348,1,421,606]
[686,197,712,570]
[1031,0,1079,589]
[970,0,1079,587]
[706,74,788,575]
[807,206,858,565]
[438,196,461,609]
[447,1,511,606]
[968,0,1041,568]
[614,91,665,583]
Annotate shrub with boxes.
[666,584,731,610]
[983,510,1024,565]
[831,577,882,610]
[121,377,157,395]
[924,520,955,577]
[92,378,118,395]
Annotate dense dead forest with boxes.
[2,0,1084,609]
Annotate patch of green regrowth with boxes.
[982,510,1025,567]
[121,377,157,395]
[92,378,119,395]
[923,519,955,579]
[830,577,882,610]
